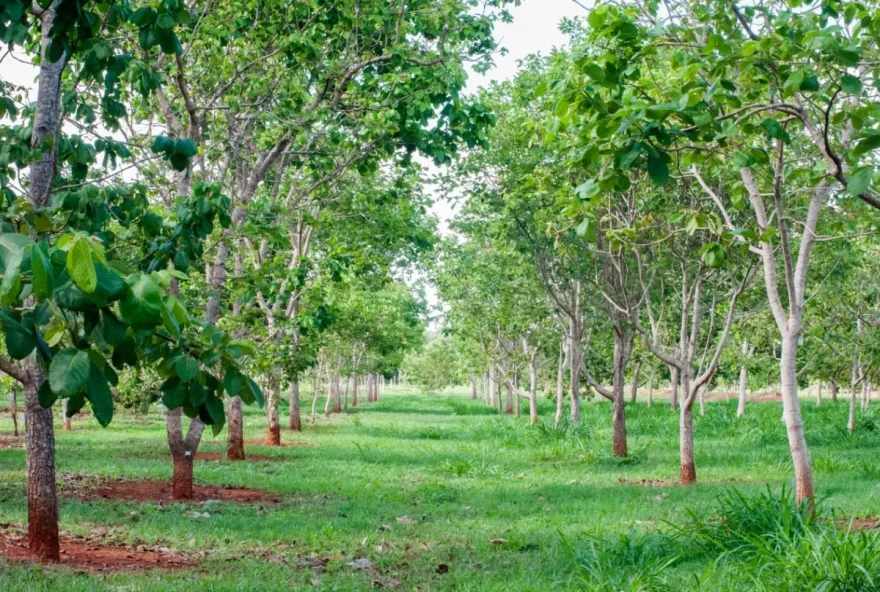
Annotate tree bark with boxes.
[629,359,642,403]
[351,375,358,407]
[679,389,696,484]
[470,374,478,400]
[647,364,655,408]
[569,318,581,425]
[737,341,748,418]
[555,337,566,427]
[25,369,59,561]
[611,331,629,458]
[529,360,539,425]
[505,379,513,414]
[513,372,521,418]
[226,396,245,460]
[267,386,281,446]
[815,382,822,407]
[10,389,18,437]
[289,381,301,431]
[831,380,839,403]
[780,335,814,502]
[670,367,679,411]
[61,398,70,431]
[333,374,342,414]
[166,408,205,501]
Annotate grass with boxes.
[2,387,880,590]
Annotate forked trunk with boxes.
[289,381,302,431]
[227,396,245,460]
[24,370,59,561]
[779,336,814,503]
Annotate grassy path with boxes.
[2,387,880,590]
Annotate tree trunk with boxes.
[698,385,706,417]
[226,396,245,460]
[513,373,521,418]
[780,335,814,503]
[10,390,18,437]
[670,367,679,411]
[61,398,70,431]
[848,381,858,433]
[24,369,59,561]
[815,382,822,407]
[679,387,696,484]
[289,381,302,431]
[555,336,567,427]
[529,360,539,425]
[267,387,281,446]
[333,374,342,414]
[483,370,489,406]
[861,380,869,411]
[611,332,628,458]
[488,365,496,408]
[569,318,581,425]
[737,361,748,418]
[324,373,334,417]
[470,374,478,400]
[831,380,839,403]
[629,359,642,403]
[166,408,205,501]
[505,379,513,414]
[310,366,321,418]
[647,365,655,408]
[351,375,358,407]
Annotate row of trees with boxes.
[434,1,880,506]
[0,0,514,561]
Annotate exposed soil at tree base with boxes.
[62,474,281,504]
[243,439,314,448]
[0,529,191,572]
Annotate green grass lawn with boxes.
[2,387,880,590]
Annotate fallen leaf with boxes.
[488,538,508,545]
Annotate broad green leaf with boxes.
[175,356,199,382]
[67,238,97,293]
[224,368,243,396]
[847,166,873,195]
[646,154,669,184]
[37,380,56,408]
[86,364,113,427]
[0,310,35,360]
[49,348,90,396]
[840,74,863,95]
[243,375,264,407]
[119,273,162,329]
[31,241,54,298]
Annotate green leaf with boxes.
[31,241,54,298]
[175,356,199,382]
[840,74,863,95]
[49,348,90,396]
[66,393,86,417]
[847,166,873,195]
[587,6,606,29]
[646,154,669,184]
[38,380,56,408]
[86,364,113,427]
[0,310,35,360]
[119,274,162,329]
[853,134,880,158]
[243,375,264,408]
[703,243,726,268]
[67,238,97,293]
[224,368,243,396]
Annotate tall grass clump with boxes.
[568,530,679,592]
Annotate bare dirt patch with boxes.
[840,517,880,531]
[62,474,281,504]
[244,439,314,448]
[0,528,190,572]
[0,436,23,449]
[617,478,678,487]
[194,452,285,462]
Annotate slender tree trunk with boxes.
[289,381,302,431]
[513,372,521,418]
[815,382,822,407]
[831,380,839,403]
[848,380,858,433]
[569,318,581,425]
[483,370,490,406]
[647,364,655,408]
[529,360,539,425]
[166,408,205,500]
[333,374,342,414]
[611,332,628,458]
[679,379,696,484]
[267,386,281,446]
[23,4,65,562]
[737,343,748,418]
[780,335,814,502]
[226,395,245,460]
[61,397,70,431]
[629,359,642,403]
[698,385,706,417]
[861,380,869,411]
[470,374,478,400]
[670,367,679,411]
[310,365,321,418]
[352,375,358,407]
[505,379,513,414]
[10,389,18,437]
[555,336,566,427]
[488,365,496,408]
[24,369,59,561]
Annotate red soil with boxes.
[0,529,190,572]
[193,452,283,462]
[67,477,281,504]
[243,439,314,448]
